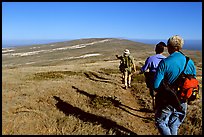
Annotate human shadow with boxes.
[53,96,137,135]
[72,86,154,122]
[84,72,119,85]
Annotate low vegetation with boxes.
[2,38,202,135]
[29,71,83,80]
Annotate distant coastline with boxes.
[130,39,202,51]
[2,38,202,51]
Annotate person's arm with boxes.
[133,62,136,72]
[185,59,196,77]
[140,57,150,74]
[130,56,136,72]
[153,60,166,90]
[116,55,122,60]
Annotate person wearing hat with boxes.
[153,35,196,135]
[139,41,167,110]
[116,49,136,89]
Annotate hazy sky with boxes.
[2,2,202,41]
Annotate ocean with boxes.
[130,39,202,51]
[2,39,202,51]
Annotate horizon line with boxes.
[3,38,202,41]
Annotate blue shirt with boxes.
[153,51,196,89]
[141,54,166,73]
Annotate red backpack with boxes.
[174,56,200,102]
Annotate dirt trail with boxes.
[61,61,159,135]
[80,60,159,135]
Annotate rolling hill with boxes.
[2,38,202,135]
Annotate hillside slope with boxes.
[2,38,202,135]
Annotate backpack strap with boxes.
[179,51,190,75]
[172,53,190,88]
[182,56,189,74]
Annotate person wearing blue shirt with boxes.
[140,42,166,110]
[153,35,196,135]
[141,42,167,73]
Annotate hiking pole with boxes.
[151,89,155,111]
[152,95,155,111]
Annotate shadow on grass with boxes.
[72,86,154,122]
[84,71,119,85]
[53,96,137,135]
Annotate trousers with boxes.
[155,102,187,135]
[124,70,132,87]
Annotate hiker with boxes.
[153,35,196,135]
[116,49,136,89]
[139,42,166,110]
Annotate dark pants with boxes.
[144,72,155,97]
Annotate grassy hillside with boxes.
[2,38,202,135]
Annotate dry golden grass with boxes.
[2,38,202,135]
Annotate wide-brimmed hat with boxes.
[124,49,130,55]
[167,35,184,48]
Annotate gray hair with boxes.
[167,35,184,49]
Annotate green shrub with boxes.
[30,71,82,80]
[132,74,146,83]
[89,96,119,108]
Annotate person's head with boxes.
[155,42,166,54]
[167,35,184,54]
[123,49,130,56]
